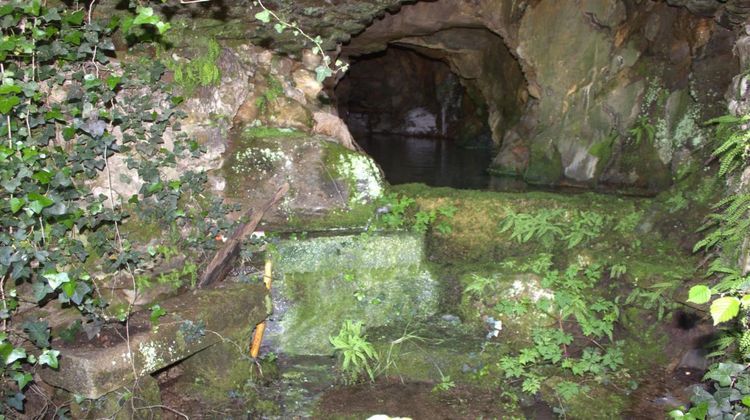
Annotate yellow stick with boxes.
[250,259,273,358]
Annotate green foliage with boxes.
[694,194,750,253]
[473,261,626,396]
[499,208,606,249]
[499,208,564,247]
[167,38,221,94]
[625,282,679,321]
[253,0,348,82]
[706,114,750,177]
[669,363,750,419]
[431,373,456,393]
[628,116,656,146]
[372,193,455,235]
[255,74,285,115]
[329,320,379,383]
[0,1,235,414]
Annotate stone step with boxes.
[40,283,268,399]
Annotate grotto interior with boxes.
[8,0,750,419]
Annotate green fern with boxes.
[706,114,750,177]
[499,208,565,247]
[628,116,656,146]
[694,194,750,252]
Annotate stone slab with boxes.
[41,283,268,399]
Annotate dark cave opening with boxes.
[335,46,497,189]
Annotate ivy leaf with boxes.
[23,0,41,17]
[0,84,22,94]
[274,23,285,33]
[5,393,24,411]
[155,21,171,34]
[710,296,741,325]
[687,285,711,304]
[703,362,746,386]
[315,65,333,82]
[61,280,76,298]
[5,347,26,365]
[255,10,271,23]
[23,320,50,348]
[9,197,25,213]
[106,76,122,91]
[31,281,53,302]
[63,10,85,26]
[38,349,60,369]
[12,371,33,390]
[0,94,20,114]
[43,271,70,289]
[27,192,55,214]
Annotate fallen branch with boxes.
[197,183,289,288]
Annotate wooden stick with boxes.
[250,259,273,358]
[197,183,289,288]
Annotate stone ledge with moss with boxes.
[266,232,439,355]
[40,283,268,399]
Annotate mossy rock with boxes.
[222,127,384,227]
[267,232,439,355]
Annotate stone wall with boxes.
[338,0,739,192]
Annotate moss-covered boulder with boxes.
[223,127,384,226]
[266,232,439,355]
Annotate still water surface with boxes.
[358,134,494,189]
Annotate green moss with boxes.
[323,141,384,206]
[164,37,221,94]
[269,233,438,355]
[524,141,563,185]
[256,74,286,115]
[589,132,617,176]
[287,203,376,231]
[241,126,306,140]
[393,183,649,262]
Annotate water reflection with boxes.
[358,134,494,189]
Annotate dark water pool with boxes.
[358,134,494,189]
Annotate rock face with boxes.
[41,284,268,399]
[338,0,739,192]
[222,128,384,223]
[266,232,439,355]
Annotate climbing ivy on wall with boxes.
[0,1,236,416]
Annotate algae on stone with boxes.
[267,232,438,355]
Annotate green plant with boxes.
[624,282,678,321]
[166,37,221,94]
[255,74,285,115]
[705,114,750,177]
[253,0,349,82]
[499,208,607,249]
[0,1,238,414]
[329,320,379,383]
[628,116,656,146]
[499,208,565,247]
[563,210,604,248]
[432,372,456,393]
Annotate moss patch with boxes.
[269,233,439,355]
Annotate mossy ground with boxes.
[314,182,704,418]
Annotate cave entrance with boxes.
[335,46,496,189]
[335,25,528,190]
